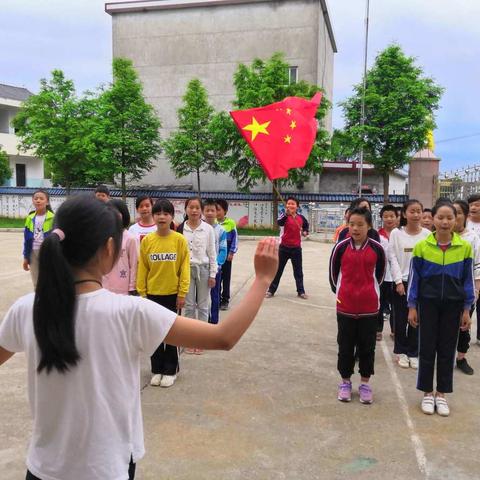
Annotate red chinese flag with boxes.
[230,93,322,180]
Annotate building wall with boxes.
[318,170,407,195]
[110,0,335,192]
[6,156,45,188]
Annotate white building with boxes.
[0,84,45,187]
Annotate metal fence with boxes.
[439,165,480,200]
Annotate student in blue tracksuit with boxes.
[203,199,228,324]
[408,201,474,417]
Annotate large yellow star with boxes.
[284,135,292,144]
[243,117,271,141]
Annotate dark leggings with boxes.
[26,457,136,479]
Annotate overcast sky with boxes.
[2,0,479,173]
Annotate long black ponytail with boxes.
[34,195,123,374]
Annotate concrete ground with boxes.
[1,231,480,479]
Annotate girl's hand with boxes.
[396,283,406,296]
[460,310,472,331]
[254,237,279,284]
[227,253,234,262]
[208,277,216,289]
[22,259,30,271]
[176,296,185,310]
[408,307,418,328]
[302,231,309,237]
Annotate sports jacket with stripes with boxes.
[329,237,386,317]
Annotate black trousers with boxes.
[457,304,475,354]
[477,297,480,340]
[148,294,179,376]
[378,281,393,333]
[337,313,377,379]
[392,282,418,357]
[220,258,232,304]
[26,458,136,479]
[417,300,462,393]
[268,245,305,295]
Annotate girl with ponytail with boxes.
[0,194,279,480]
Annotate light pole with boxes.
[358,0,370,197]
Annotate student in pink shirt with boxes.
[103,199,138,295]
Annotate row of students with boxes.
[3,194,278,479]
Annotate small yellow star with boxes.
[290,121,297,130]
[286,108,292,115]
[242,117,271,141]
[284,135,292,144]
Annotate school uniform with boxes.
[408,232,475,393]
[378,227,394,333]
[329,237,386,378]
[467,219,480,341]
[218,217,238,306]
[268,212,309,295]
[210,223,228,324]
[388,227,430,358]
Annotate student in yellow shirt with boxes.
[137,199,190,388]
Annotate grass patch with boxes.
[238,227,277,236]
[0,217,24,228]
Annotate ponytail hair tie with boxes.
[52,228,66,242]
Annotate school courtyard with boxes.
[1,231,479,480]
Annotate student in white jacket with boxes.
[388,199,430,369]
[454,200,480,375]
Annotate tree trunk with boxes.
[196,167,201,197]
[65,179,71,196]
[121,171,126,202]
[383,171,390,204]
[272,180,280,232]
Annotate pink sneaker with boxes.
[359,384,373,404]
[337,382,352,402]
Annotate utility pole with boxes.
[358,0,370,197]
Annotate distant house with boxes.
[0,83,45,187]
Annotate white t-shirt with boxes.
[388,227,431,284]
[32,214,46,250]
[460,229,480,280]
[128,222,157,243]
[467,219,480,237]
[182,221,218,278]
[0,289,176,480]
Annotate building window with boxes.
[288,66,298,84]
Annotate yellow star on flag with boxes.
[290,121,296,130]
[286,108,292,115]
[243,117,271,141]
[284,135,292,144]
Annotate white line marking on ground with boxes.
[283,298,336,310]
[380,340,429,478]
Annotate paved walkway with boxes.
[1,232,480,479]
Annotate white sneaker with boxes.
[160,374,177,388]
[409,357,419,369]
[398,354,410,368]
[150,374,162,386]
[421,395,435,415]
[435,396,450,417]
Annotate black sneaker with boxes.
[456,358,474,375]
[220,301,229,311]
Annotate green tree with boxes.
[329,129,358,162]
[163,78,220,195]
[340,44,443,202]
[0,148,12,185]
[210,52,330,224]
[96,58,162,200]
[12,70,96,193]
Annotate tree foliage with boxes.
[12,71,97,192]
[163,78,220,195]
[210,52,331,192]
[95,58,162,199]
[0,148,12,185]
[340,44,444,201]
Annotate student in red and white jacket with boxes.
[266,196,309,299]
[329,207,386,404]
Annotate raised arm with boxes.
[164,238,278,350]
[0,346,14,366]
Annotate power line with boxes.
[436,132,480,144]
